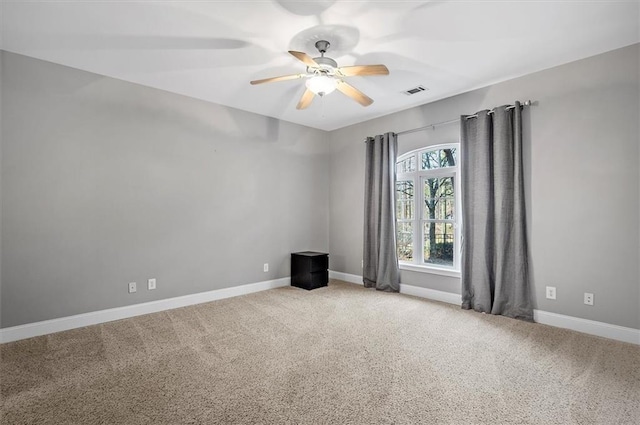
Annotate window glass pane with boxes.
[396,155,416,174]
[396,180,414,220]
[423,222,454,266]
[423,177,455,220]
[397,222,413,262]
[420,148,457,170]
[421,150,439,170]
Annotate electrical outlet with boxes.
[584,292,594,306]
[148,278,156,290]
[264,263,269,272]
[545,286,556,300]
[361,260,364,268]
[128,282,137,293]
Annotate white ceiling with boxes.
[2,0,638,131]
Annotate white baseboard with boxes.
[328,270,462,304]
[330,272,639,345]
[329,270,363,285]
[400,284,463,305]
[533,310,639,345]
[0,277,290,344]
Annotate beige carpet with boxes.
[1,280,639,424]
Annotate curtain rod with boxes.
[365,100,533,140]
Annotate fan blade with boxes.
[336,65,389,77]
[336,81,373,107]
[250,74,306,85]
[288,51,319,68]
[296,89,315,110]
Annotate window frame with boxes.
[395,144,461,276]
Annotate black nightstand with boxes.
[291,251,328,290]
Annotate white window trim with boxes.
[396,143,461,275]
[399,262,461,278]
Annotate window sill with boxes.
[399,263,461,278]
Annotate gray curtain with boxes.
[460,102,533,321]
[363,132,400,292]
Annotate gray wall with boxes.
[1,52,330,327]
[329,44,640,329]
[2,45,639,331]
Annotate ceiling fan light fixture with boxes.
[305,75,337,96]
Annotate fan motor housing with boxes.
[311,56,338,70]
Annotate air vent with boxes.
[403,85,428,95]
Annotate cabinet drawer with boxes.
[309,270,328,289]
[310,255,328,273]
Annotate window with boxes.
[396,145,460,273]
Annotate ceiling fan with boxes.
[250,40,389,110]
